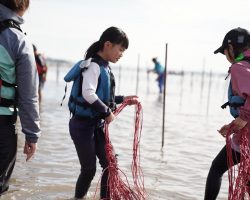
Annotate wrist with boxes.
[25,136,38,143]
[104,108,111,118]
[233,118,247,129]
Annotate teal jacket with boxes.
[154,61,164,74]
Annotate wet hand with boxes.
[23,141,37,161]
[124,95,139,105]
[218,124,231,137]
[105,112,115,124]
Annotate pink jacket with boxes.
[230,50,250,151]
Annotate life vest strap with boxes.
[221,101,245,109]
[0,78,17,106]
[72,114,101,120]
[60,84,67,106]
[0,97,16,107]
[69,95,116,110]
[1,80,16,87]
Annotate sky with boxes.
[22,0,250,72]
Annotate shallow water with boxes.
[1,65,233,200]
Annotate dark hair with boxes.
[152,58,157,63]
[85,26,129,59]
[0,0,29,12]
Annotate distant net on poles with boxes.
[226,124,250,200]
[96,99,146,200]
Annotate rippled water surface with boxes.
[1,66,232,200]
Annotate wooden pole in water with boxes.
[135,54,140,95]
[162,43,168,149]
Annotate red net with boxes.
[96,99,146,200]
[226,124,250,200]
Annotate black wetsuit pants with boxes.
[69,116,109,199]
[0,115,17,195]
[204,145,241,200]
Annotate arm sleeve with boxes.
[231,63,250,121]
[82,63,110,117]
[15,37,41,143]
[82,62,100,103]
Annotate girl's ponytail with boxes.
[85,41,101,60]
[84,27,129,60]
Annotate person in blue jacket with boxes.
[0,0,40,195]
[148,57,165,93]
[68,27,138,199]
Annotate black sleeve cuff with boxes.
[25,136,38,143]
[91,99,111,118]
[115,95,124,104]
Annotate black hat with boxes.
[214,27,250,54]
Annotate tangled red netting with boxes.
[226,124,250,200]
[95,99,146,200]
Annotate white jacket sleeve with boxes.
[81,61,111,118]
[82,62,100,104]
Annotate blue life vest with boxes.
[64,58,114,118]
[221,81,245,118]
[228,81,245,118]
